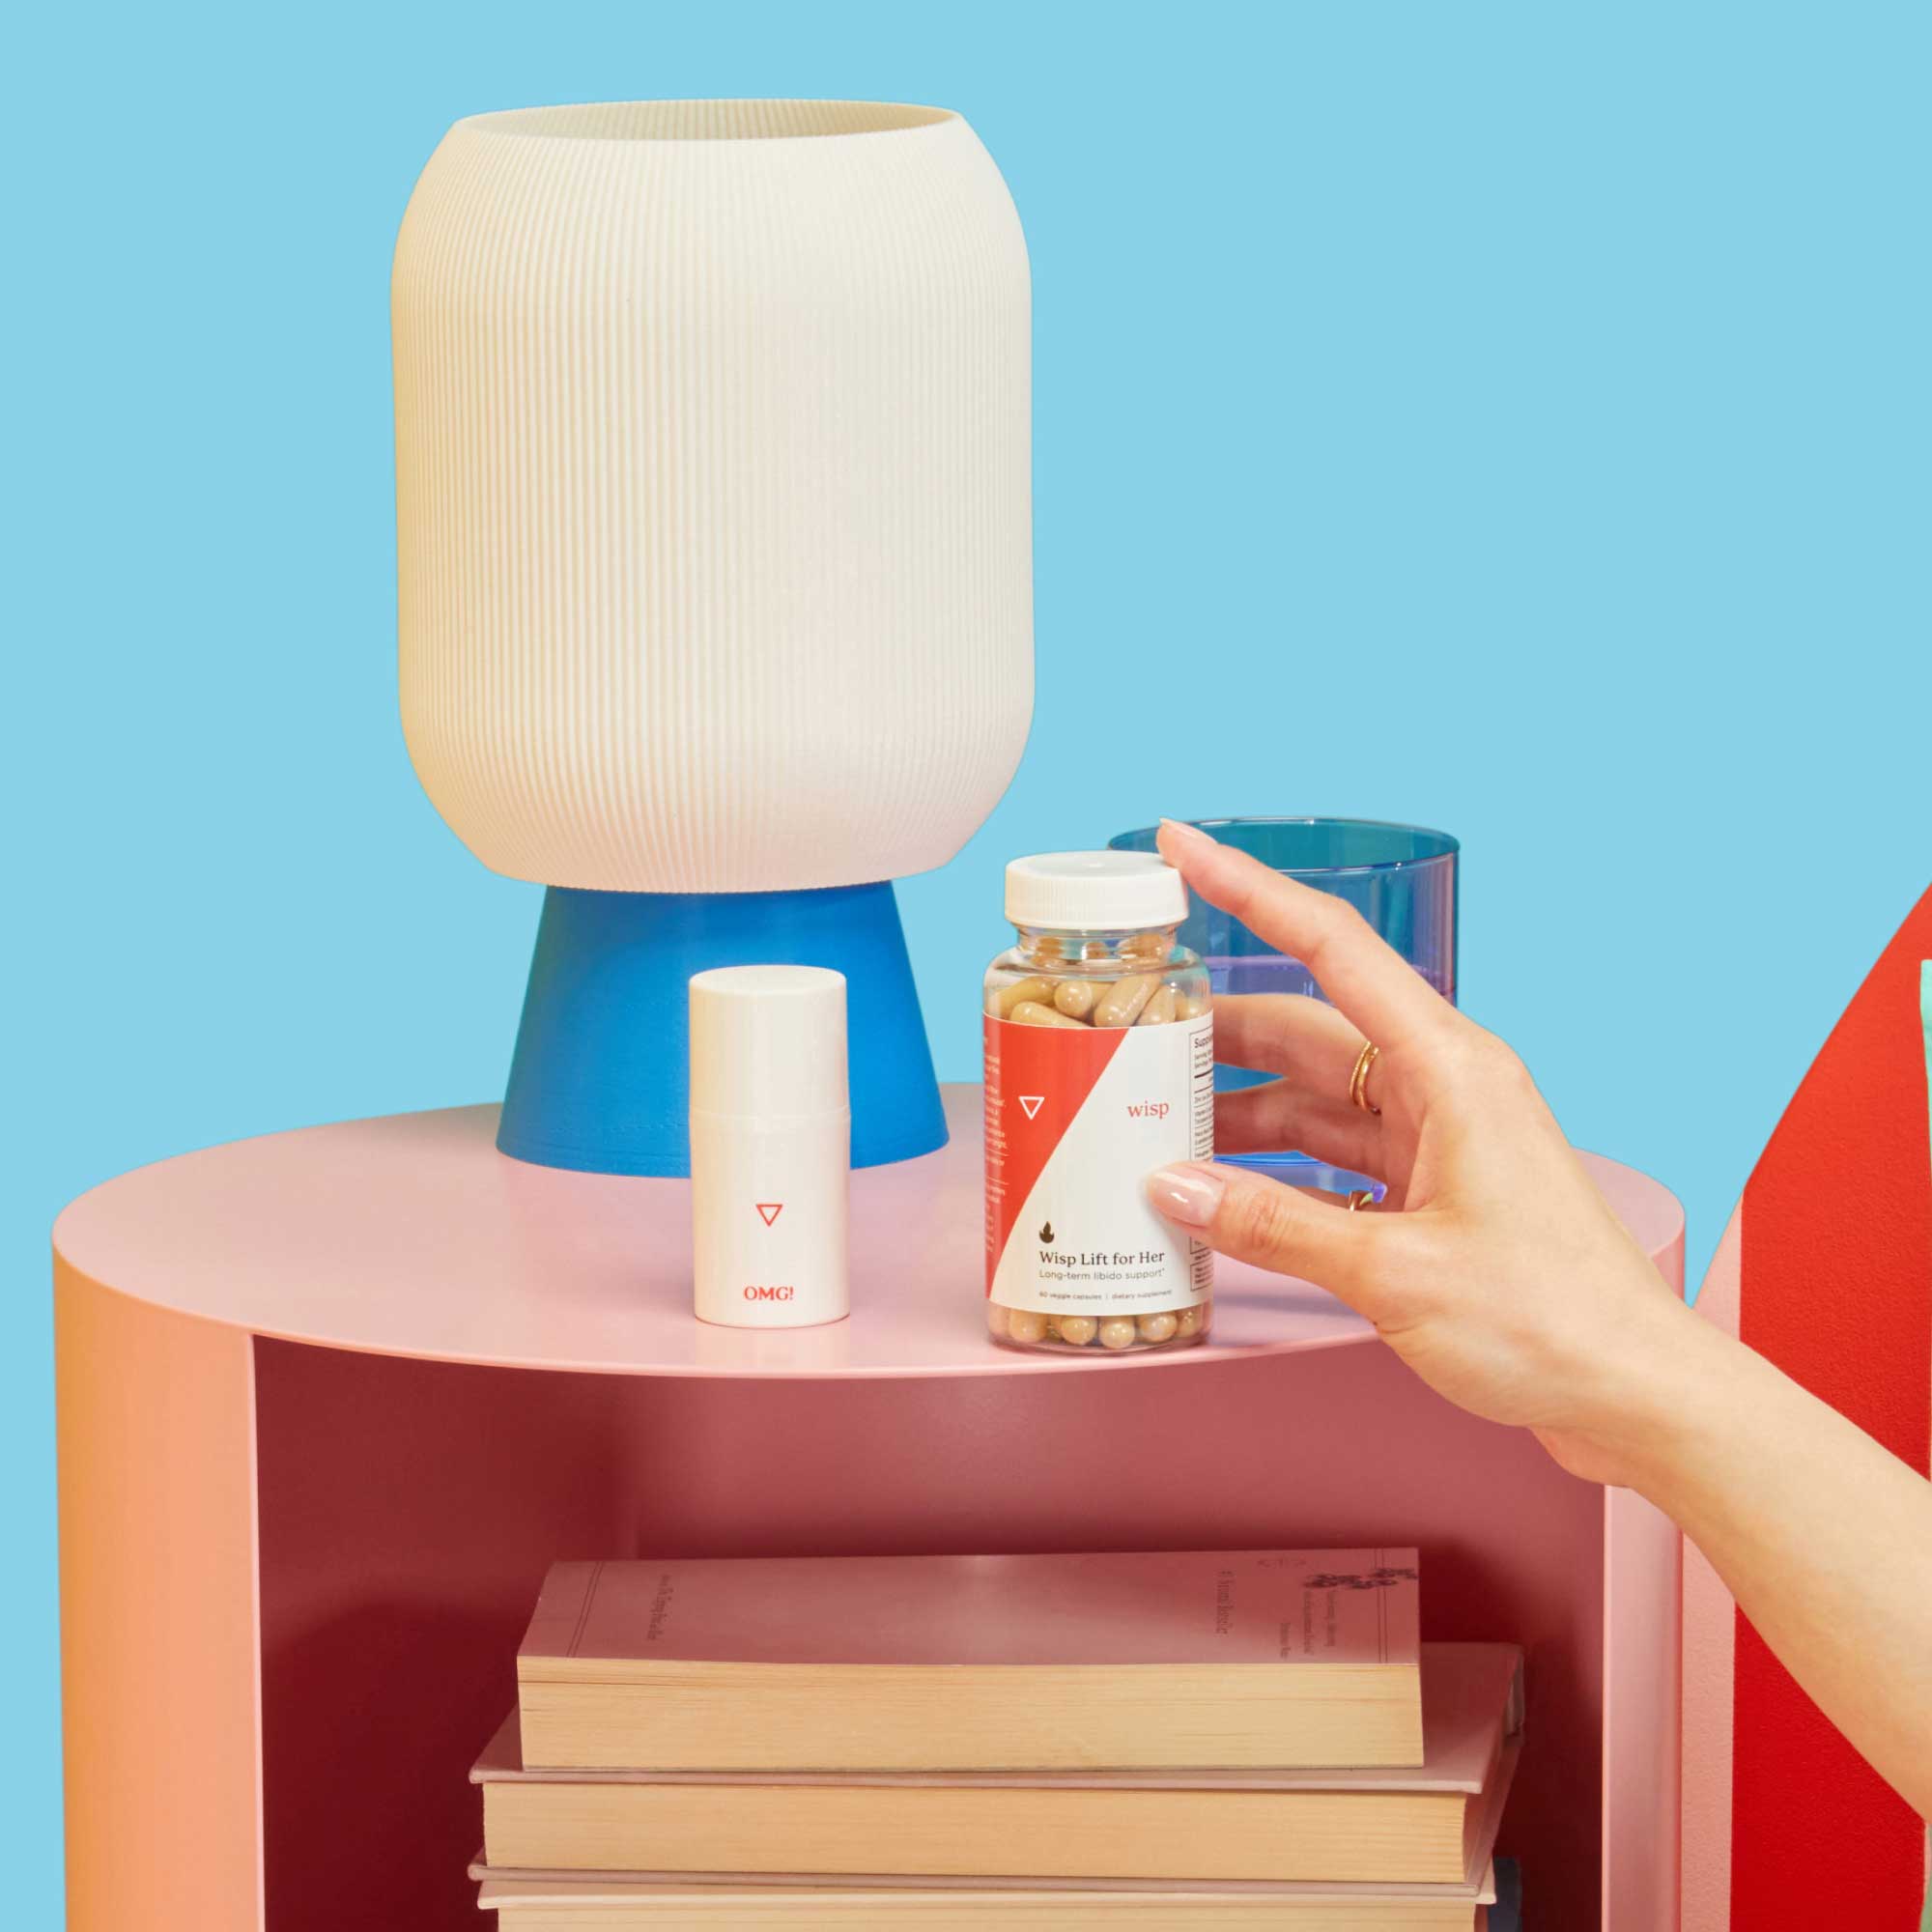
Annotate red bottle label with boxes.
[983,1013,1213,1314]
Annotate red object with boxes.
[1734,887,1932,1926]
[982,1014,1126,1289]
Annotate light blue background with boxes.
[11,3,1929,1917]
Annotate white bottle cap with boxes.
[1003,851,1190,932]
[688,965,849,1121]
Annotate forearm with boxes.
[1629,1320,1932,1817]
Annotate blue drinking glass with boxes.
[1108,819,1459,1193]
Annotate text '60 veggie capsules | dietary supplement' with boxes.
[983,852,1213,1352]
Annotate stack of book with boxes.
[469,1549,1522,1928]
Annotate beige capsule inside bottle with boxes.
[983,852,1213,1353]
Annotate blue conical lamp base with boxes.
[497,882,948,1177]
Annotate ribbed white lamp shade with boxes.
[393,100,1033,893]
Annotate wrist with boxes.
[1588,1298,1757,1504]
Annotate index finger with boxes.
[1155,819,1461,1056]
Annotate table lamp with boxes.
[393,100,1032,1175]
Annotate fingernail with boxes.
[1158,817,1214,851]
[1147,1161,1225,1228]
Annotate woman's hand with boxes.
[1144,817,1712,1490]
[1144,818,1932,1817]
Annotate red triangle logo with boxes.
[755,1203,783,1227]
[1018,1094,1045,1121]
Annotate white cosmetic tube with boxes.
[689,966,850,1328]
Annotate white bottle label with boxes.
[984,1012,1214,1315]
[691,1116,850,1328]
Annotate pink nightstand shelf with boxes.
[55,1086,1685,1930]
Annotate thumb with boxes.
[1146,1160,1383,1311]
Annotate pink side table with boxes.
[54,1086,1685,1930]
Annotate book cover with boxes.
[486,1644,1515,1795]
[474,1859,1502,1929]
[523,1549,1421,1671]
[473,1653,1519,1891]
[517,1549,1425,1773]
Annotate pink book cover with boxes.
[484,1643,1518,1792]
[519,1549,1421,1671]
[476,1860,1503,1908]
[472,1652,1520,1902]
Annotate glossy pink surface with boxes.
[53,1086,1683,1379]
[1681,1209,1743,1932]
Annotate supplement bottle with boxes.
[983,852,1213,1352]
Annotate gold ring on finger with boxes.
[1348,1040,1382,1116]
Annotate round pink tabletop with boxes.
[53,1086,1684,1379]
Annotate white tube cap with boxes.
[688,966,849,1121]
[1004,851,1189,931]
